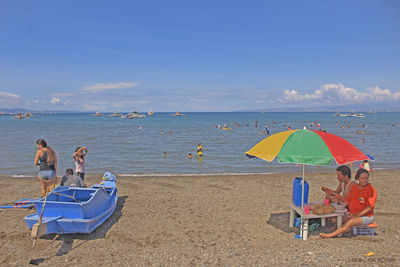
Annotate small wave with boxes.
[11,174,33,178]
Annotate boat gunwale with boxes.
[33,186,116,206]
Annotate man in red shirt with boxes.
[320,169,376,238]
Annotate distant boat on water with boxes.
[111,112,122,117]
[172,112,186,117]
[148,109,154,116]
[14,114,26,119]
[91,112,103,117]
[14,113,32,119]
[334,112,365,117]
[126,110,145,119]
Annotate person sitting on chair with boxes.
[323,165,357,204]
[319,169,377,238]
[60,168,86,187]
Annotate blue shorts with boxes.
[361,216,374,226]
[39,170,56,180]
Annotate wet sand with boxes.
[1,170,399,266]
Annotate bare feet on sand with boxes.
[319,233,332,238]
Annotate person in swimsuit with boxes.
[34,139,58,197]
[197,144,203,156]
[73,146,88,181]
[323,165,357,203]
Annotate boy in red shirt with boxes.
[320,169,376,238]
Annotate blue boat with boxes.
[24,172,118,236]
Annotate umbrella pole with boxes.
[300,164,306,239]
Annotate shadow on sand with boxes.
[267,212,296,234]
[267,211,333,237]
[29,196,126,265]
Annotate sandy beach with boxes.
[1,170,399,266]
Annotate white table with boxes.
[289,202,345,240]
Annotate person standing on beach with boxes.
[73,146,88,181]
[359,160,373,173]
[34,139,58,197]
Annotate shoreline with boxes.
[3,166,400,179]
[1,170,399,266]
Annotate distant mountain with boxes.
[0,108,35,113]
[0,108,86,114]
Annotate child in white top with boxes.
[73,146,88,181]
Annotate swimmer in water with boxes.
[197,144,203,156]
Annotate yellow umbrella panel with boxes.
[245,129,299,162]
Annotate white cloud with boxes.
[83,101,109,111]
[49,97,70,105]
[0,91,21,103]
[110,101,135,108]
[278,83,400,105]
[278,89,322,102]
[50,97,61,104]
[51,92,75,98]
[81,82,139,93]
[187,98,207,103]
[366,86,392,101]
[320,83,368,102]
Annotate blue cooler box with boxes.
[292,177,309,206]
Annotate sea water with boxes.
[0,112,399,176]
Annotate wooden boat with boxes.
[126,111,146,119]
[171,112,186,116]
[24,172,118,236]
[14,113,30,119]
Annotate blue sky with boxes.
[1,0,400,112]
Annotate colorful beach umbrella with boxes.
[245,128,370,239]
[245,128,369,166]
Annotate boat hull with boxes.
[24,179,118,235]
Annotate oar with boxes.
[28,191,50,265]
[33,192,49,242]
